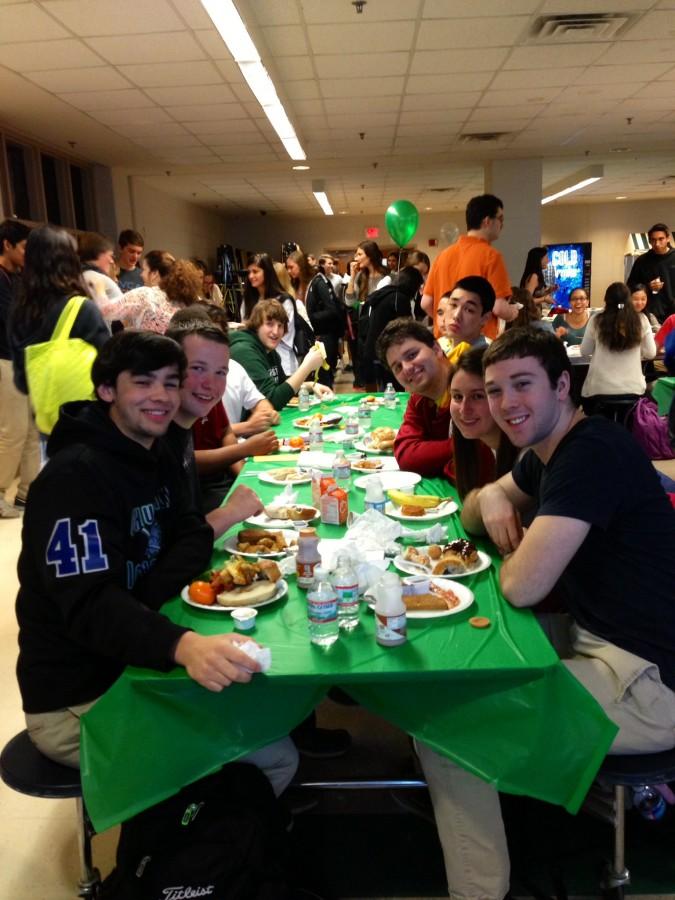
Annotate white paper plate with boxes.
[287,396,320,408]
[181,579,288,611]
[350,456,400,473]
[257,468,312,485]
[393,548,491,579]
[385,499,458,521]
[353,431,398,454]
[292,413,342,430]
[222,529,298,558]
[354,471,421,491]
[246,507,319,528]
[364,578,474,619]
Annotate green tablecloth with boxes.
[652,376,675,415]
[80,394,617,832]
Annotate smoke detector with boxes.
[529,13,636,42]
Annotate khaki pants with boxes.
[0,358,40,501]
[417,623,675,900]
[26,702,299,798]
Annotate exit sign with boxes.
[365,227,379,239]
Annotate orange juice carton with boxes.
[320,483,348,525]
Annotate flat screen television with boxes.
[546,242,592,309]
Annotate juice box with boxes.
[320,484,348,525]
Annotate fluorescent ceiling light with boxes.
[541,165,604,205]
[200,0,306,161]
[312,179,334,216]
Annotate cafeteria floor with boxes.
[1,365,674,898]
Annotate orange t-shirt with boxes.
[425,235,511,338]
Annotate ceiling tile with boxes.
[274,56,315,80]
[623,10,675,40]
[315,52,409,79]
[165,103,249,121]
[504,44,607,70]
[469,105,543,122]
[308,22,415,55]
[145,85,238,105]
[398,108,469,125]
[134,134,203,148]
[319,76,405,99]
[85,32,205,66]
[579,63,673,85]
[111,121,189,137]
[120,61,223,88]
[0,3,70,42]
[213,59,243,82]
[194,29,234,61]
[92,106,173,126]
[43,0,184,34]
[491,68,578,89]
[284,80,321,100]
[406,72,492,93]
[423,0,540,16]
[410,47,509,74]
[185,119,261,136]
[417,17,529,50]
[596,40,675,65]
[0,39,103,71]
[480,87,563,106]
[401,91,480,110]
[25,66,131,91]
[260,25,308,56]
[59,88,154,110]
[247,0,301,25]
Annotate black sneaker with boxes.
[293,727,352,759]
[14,496,26,508]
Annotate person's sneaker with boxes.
[0,497,22,519]
[344,364,353,373]
[14,496,26,508]
[293,726,352,759]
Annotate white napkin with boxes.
[237,640,271,673]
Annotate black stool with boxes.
[588,746,675,898]
[0,730,100,898]
[582,394,639,427]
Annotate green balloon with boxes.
[385,199,419,247]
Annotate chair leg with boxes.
[75,797,100,898]
[601,785,630,897]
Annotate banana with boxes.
[387,490,441,509]
[311,340,330,382]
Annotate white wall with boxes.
[111,172,228,266]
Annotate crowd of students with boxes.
[2,205,675,899]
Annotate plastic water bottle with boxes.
[332,450,351,493]
[383,383,397,408]
[309,418,323,452]
[307,567,339,647]
[632,785,667,821]
[364,474,386,513]
[374,572,407,647]
[358,400,371,431]
[298,386,310,411]
[333,554,360,631]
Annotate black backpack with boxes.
[99,763,289,900]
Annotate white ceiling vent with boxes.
[529,13,636,42]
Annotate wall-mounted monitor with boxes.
[546,242,592,308]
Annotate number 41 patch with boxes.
[46,518,110,578]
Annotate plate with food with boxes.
[293,412,343,430]
[385,491,458,521]
[349,456,399,473]
[182,558,287,610]
[393,540,491,578]
[258,467,311,485]
[246,505,319,527]
[222,528,298,558]
[353,471,421,491]
[354,427,397,454]
[365,577,474,619]
[287,395,320,408]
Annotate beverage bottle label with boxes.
[308,596,338,622]
[297,560,318,588]
[375,612,407,645]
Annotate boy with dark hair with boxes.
[377,318,456,479]
[436,274,496,363]
[117,228,145,292]
[0,218,34,517]
[627,222,675,322]
[16,331,296,796]
[418,326,675,899]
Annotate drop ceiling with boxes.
[0,0,674,216]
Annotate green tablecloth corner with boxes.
[80,392,617,831]
[652,376,675,416]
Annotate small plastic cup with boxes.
[231,608,258,631]
[397,482,417,495]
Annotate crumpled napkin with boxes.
[236,639,271,673]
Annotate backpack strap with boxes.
[51,296,87,342]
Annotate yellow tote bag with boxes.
[25,295,98,435]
